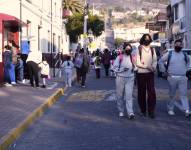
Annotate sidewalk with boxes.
[0,76,66,150]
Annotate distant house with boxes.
[167,0,191,49]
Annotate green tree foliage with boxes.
[88,15,104,37]
[62,0,83,14]
[115,38,125,48]
[66,13,104,43]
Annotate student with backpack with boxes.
[113,43,135,120]
[158,39,191,117]
[74,48,89,88]
[62,55,74,87]
[136,34,157,119]
[102,48,111,77]
[93,51,102,79]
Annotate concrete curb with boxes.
[0,88,64,150]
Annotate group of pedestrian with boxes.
[114,34,191,120]
[3,44,50,88]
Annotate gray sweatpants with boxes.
[116,76,134,115]
[167,76,190,112]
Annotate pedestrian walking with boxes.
[93,51,102,79]
[3,45,16,86]
[26,50,42,87]
[113,43,135,119]
[39,56,50,88]
[136,34,157,119]
[158,39,191,117]
[102,48,111,77]
[74,48,89,87]
[62,55,74,87]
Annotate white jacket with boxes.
[39,61,50,75]
[62,60,74,73]
[27,51,42,64]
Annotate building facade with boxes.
[170,0,191,48]
[0,0,69,82]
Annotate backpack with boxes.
[138,45,154,61]
[74,55,83,68]
[166,51,189,72]
[95,56,101,66]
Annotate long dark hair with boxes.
[140,34,152,45]
[66,55,71,66]
[123,42,132,53]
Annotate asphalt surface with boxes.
[9,70,191,150]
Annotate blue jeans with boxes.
[4,63,16,83]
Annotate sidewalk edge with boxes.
[0,88,64,150]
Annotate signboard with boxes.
[0,33,2,62]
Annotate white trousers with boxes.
[116,76,135,115]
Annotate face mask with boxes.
[143,40,150,46]
[175,46,182,52]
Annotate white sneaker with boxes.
[185,110,191,117]
[11,82,16,85]
[4,83,13,87]
[128,113,135,120]
[119,112,124,117]
[22,79,25,84]
[168,110,175,116]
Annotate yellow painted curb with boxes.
[0,88,64,150]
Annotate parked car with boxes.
[158,49,191,79]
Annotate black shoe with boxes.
[148,113,155,119]
[41,85,46,88]
[128,114,135,120]
[139,112,147,117]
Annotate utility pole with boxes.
[20,0,22,52]
[83,0,89,51]
[50,0,54,77]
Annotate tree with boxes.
[66,13,84,43]
[66,13,104,43]
[88,15,104,37]
[115,38,125,48]
[62,0,83,14]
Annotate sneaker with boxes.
[139,112,146,117]
[185,110,191,118]
[128,113,135,120]
[81,85,86,88]
[11,82,16,85]
[4,83,13,87]
[41,85,46,88]
[168,110,175,116]
[148,112,155,119]
[119,112,124,117]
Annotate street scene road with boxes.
[9,70,191,150]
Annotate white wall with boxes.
[0,0,69,54]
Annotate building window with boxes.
[53,33,56,52]
[38,26,42,51]
[54,2,57,18]
[48,30,50,52]
[26,0,32,3]
[58,36,61,52]
[174,4,179,21]
[26,20,31,39]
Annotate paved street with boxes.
[9,70,191,150]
